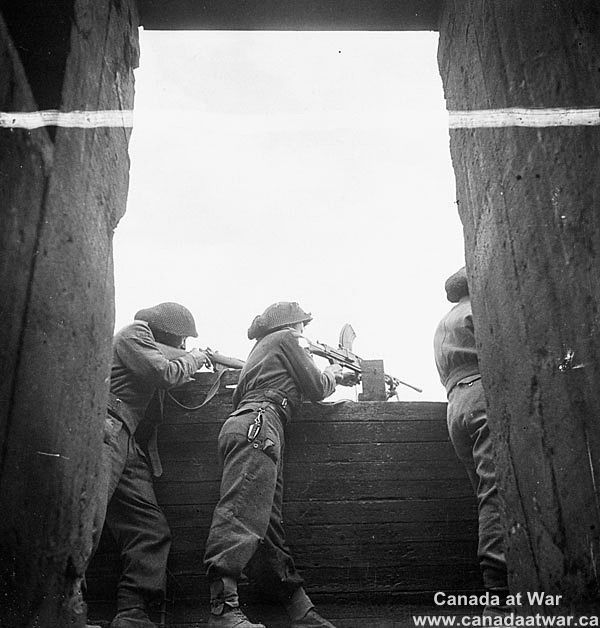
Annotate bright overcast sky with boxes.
[114,29,465,402]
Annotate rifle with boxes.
[304,324,422,399]
[205,349,245,371]
[156,342,245,371]
[157,343,245,410]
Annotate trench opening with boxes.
[115,29,463,401]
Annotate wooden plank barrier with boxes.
[87,372,481,610]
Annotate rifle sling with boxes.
[167,369,228,411]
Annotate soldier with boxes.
[203,302,355,628]
[89,302,208,628]
[433,268,509,616]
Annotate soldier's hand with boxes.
[204,347,215,361]
[325,363,343,382]
[190,348,209,367]
[326,364,357,386]
[338,369,359,387]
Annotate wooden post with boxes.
[438,1,600,612]
[0,2,138,625]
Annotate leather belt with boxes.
[236,389,292,423]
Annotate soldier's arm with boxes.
[116,322,206,389]
[279,330,338,401]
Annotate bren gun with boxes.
[303,323,422,400]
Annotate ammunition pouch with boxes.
[106,392,163,477]
[107,392,138,434]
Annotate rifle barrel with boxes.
[394,379,423,394]
[207,350,245,370]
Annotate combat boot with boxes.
[483,587,513,625]
[291,608,337,628]
[109,607,157,628]
[207,604,266,628]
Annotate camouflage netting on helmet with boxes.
[248,301,313,340]
[135,302,198,337]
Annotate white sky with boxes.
[114,29,465,402]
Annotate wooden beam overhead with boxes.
[137,0,442,31]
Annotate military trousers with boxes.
[203,404,312,619]
[92,416,172,611]
[447,377,508,591]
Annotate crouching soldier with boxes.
[203,302,355,628]
[89,302,208,628]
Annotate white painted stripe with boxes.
[449,107,600,129]
[2,107,599,130]
[0,109,134,129]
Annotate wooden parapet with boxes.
[88,373,480,612]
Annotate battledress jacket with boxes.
[233,328,336,420]
[109,320,204,474]
[433,296,480,394]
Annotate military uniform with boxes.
[433,277,508,593]
[91,304,205,628]
[203,303,339,628]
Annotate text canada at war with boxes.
[434,592,564,607]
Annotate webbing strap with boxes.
[167,369,228,411]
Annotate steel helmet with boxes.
[134,302,198,337]
[445,267,469,303]
[247,301,312,340]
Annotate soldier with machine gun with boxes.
[203,301,356,628]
